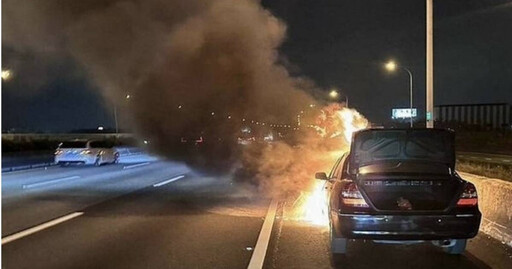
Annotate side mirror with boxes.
[315,172,328,180]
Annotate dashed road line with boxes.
[153,175,186,187]
[2,212,84,244]
[123,162,150,170]
[247,199,278,269]
[22,176,81,189]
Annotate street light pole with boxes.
[113,106,119,134]
[385,61,414,128]
[426,0,434,128]
[403,67,413,128]
[113,93,130,134]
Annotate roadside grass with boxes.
[456,159,512,183]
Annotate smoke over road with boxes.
[3,0,368,195]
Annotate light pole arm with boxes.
[401,67,413,127]
[402,67,413,110]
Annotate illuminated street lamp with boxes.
[329,90,339,99]
[385,60,413,128]
[328,90,349,108]
[2,69,13,81]
[385,61,397,72]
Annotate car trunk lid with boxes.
[349,129,459,212]
[349,129,455,173]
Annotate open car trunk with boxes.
[358,174,461,212]
[350,129,460,212]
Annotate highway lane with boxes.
[3,162,512,268]
[2,161,189,236]
[263,199,512,269]
[2,170,269,269]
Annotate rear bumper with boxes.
[332,212,481,240]
[55,155,96,165]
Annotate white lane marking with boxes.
[153,175,186,187]
[485,158,492,161]
[22,176,81,189]
[123,162,150,170]
[2,212,84,244]
[503,159,511,162]
[247,199,278,269]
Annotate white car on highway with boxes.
[55,140,119,166]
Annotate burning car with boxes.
[315,128,481,257]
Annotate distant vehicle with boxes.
[316,128,481,258]
[55,140,118,166]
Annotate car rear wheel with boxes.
[94,156,102,166]
[444,239,467,255]
[330,222,348,254]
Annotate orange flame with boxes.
[298,104,368,226]
[301,180,329,226]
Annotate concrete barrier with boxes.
[459,171,512,247]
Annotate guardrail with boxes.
[2,133,134,141]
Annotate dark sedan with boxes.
[316,128,481,257]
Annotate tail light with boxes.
[80,150,92,155]
[456,183,478,207]
[341,181,369,208]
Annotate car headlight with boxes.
[55,150,63,155]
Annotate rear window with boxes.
[405,131,450,159]
[60,141,87,148]
[351,129,454,167]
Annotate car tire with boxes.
[113,153,120,164]
[444,239,467,255]
[94,156,101,166]
[330,222,348,254]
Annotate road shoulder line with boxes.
[247,199,278,269]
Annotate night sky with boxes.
[2,0,512,132]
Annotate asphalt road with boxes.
[2,161,512,269]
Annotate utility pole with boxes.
[426,0,434,128]
[114,106,119,134]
